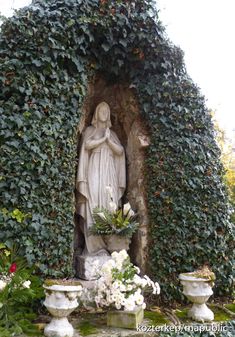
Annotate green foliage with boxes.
[0,242,43,336]
[0,0,234,301]
[91,206,139,237]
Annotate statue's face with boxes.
[98,105,109,122]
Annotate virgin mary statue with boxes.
[77,102,126,256]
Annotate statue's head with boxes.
[92,102,112,128]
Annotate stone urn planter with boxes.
[179,272,214,322]
[103,234,131,253]
[43,280,82,337]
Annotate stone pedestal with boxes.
[107,306,144,329]
[75,255,111,280]
[188,303,214,322]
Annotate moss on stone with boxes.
[175,308,188,320]
[44,279,81,287]
[76,321,98,336]
[181,266,216,282]
[144,310,169,325]
[207,305,233,322]
[213,308,231,322]
[225,303,235,313]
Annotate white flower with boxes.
[133,274,143,286]
[135,266,140,274]
[100,299,108,306]
[142,302,146,309]
[112,280,122,289]
[97,212,106,220]
[97,281,106,292]
[123,202,135,218]
[0,280,7,291]
[115,302,122,310]
[126,278,132,284]
[115,261,123,271]
[95,295,102,304]
[111,251,119,260]
[109,201,117,212]
[134,293,144,306]
[105,258,115,269]
[22,280,31,289]
[101,259,115,274]
[123,202,131,215]
[119,284,126,292]
[116,250,129,265]
[144,275,152,286]
[140,278,148,288]
[123,295,136,311]
[134,288,141,295]
[126,284,133,291]
[153,282,161,295]
[103,273,113,285]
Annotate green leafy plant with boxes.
[0,243,43,336]
[92,202,139,237]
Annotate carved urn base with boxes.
[44,317,74,337]
[188,303,214,322]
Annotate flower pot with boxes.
[107,306,144,329]
[103,234,131,253]
[179,273,214,322]
[43,283,82,337]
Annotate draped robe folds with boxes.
[77,126,126,255]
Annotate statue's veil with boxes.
[91,102,112,128]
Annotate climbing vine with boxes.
[0,0,234,300]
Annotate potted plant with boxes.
[94,250,160,329]
[179,266,215,322]
[43,279,83,337]
[91,201,139,253]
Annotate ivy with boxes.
[0,0,234,301]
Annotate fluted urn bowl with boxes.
[179,273,214,322]
[43,282,82,337]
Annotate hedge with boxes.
[0,0,234,301]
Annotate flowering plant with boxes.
[94,250,160,311]
[0,242,43,336]
[91,186,139,238]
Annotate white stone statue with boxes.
[77,102,126,256]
